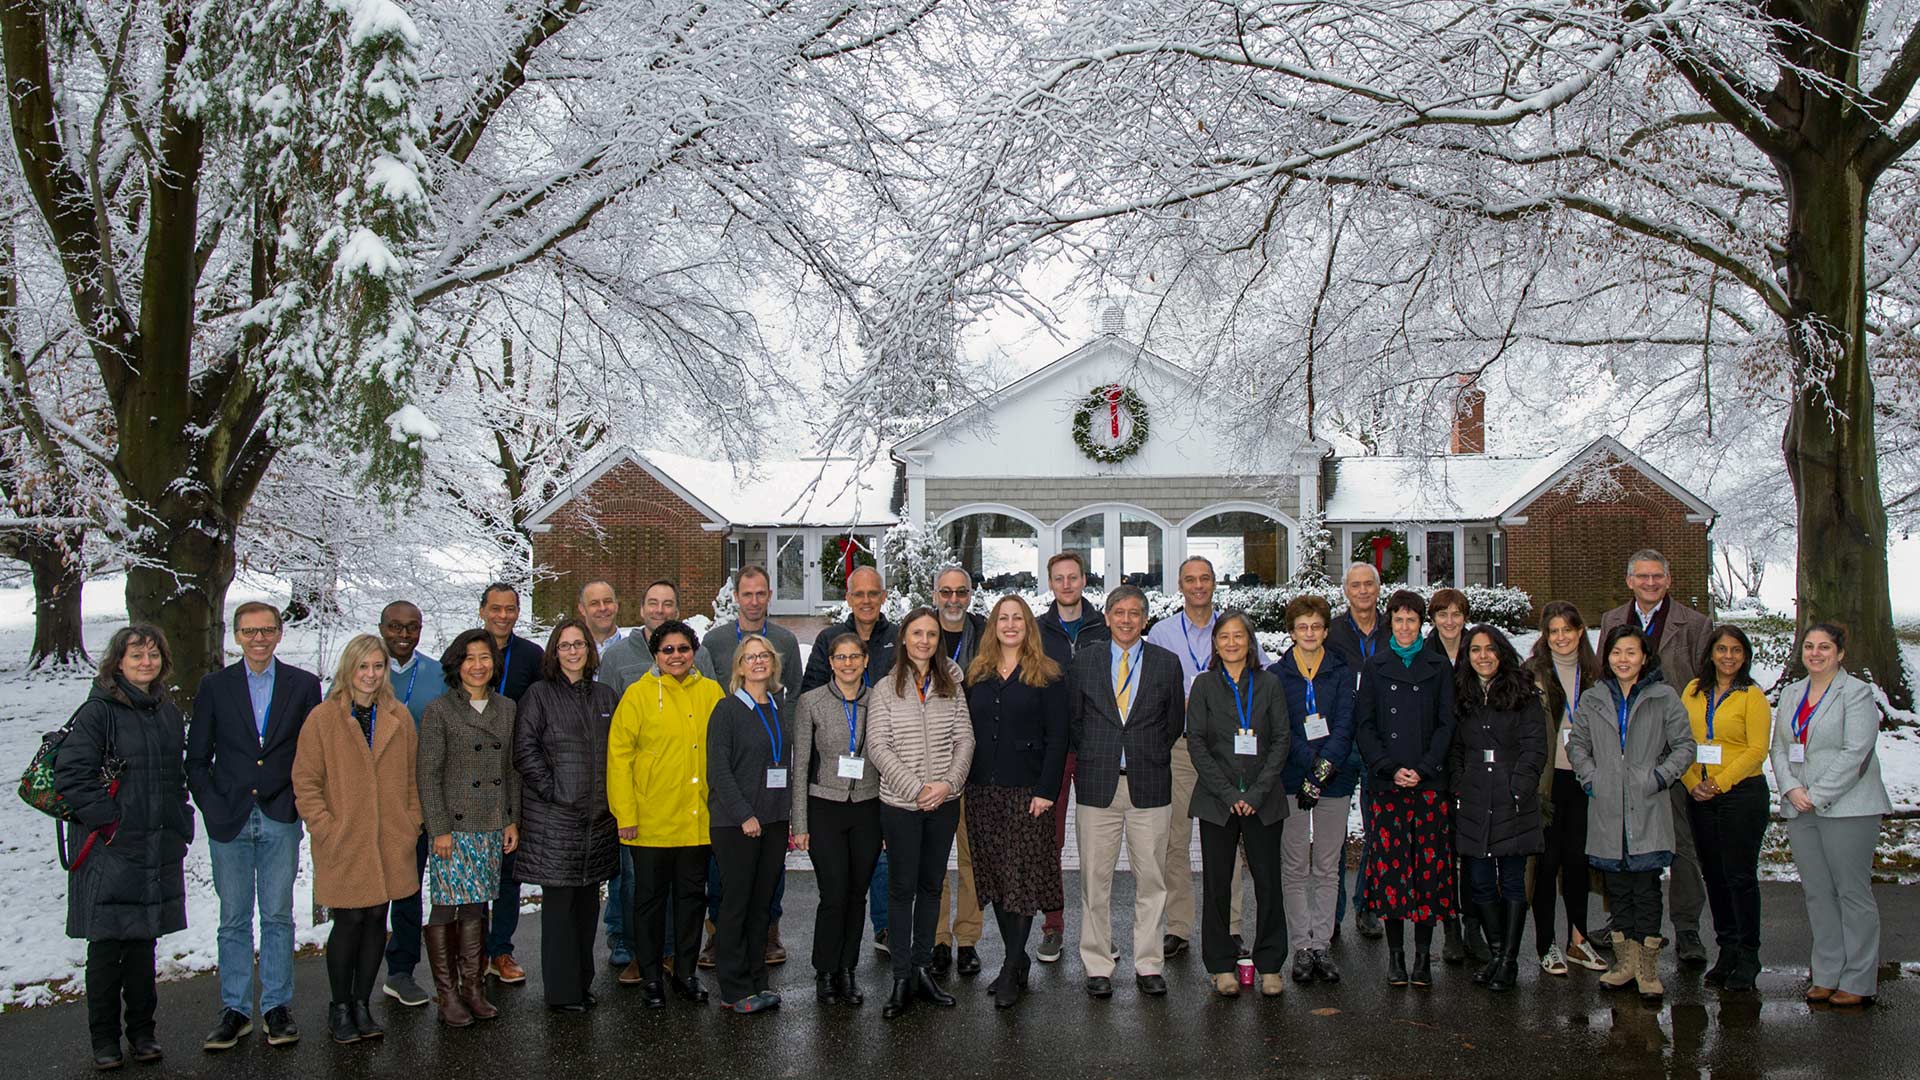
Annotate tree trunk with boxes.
[23,529,88,668]
[124,493,239,702]
[1778,146,1911,709]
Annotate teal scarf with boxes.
[1389,637,1422,666]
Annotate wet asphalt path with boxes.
[2,876,1914,1078]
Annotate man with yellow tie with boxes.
[1067,585,1186,998]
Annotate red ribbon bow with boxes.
[1104,385,1123,438]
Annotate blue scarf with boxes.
[1389,637,1423,667]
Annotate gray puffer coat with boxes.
[1567,671,1695,869]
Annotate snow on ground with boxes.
[3,578,1917,1008]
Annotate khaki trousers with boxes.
[1077,777,1173,977]
[934,799,982,947]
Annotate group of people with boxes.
[54,549,1893,1068]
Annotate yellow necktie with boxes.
[1115,650,1132,717]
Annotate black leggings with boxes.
[879,800,961,981]
[1603,870,1664,941]
[427,901,486,927]
[1532,769,1591,954]
[326,903,390,1004]
[1688,775,1769,950]
[86,938,158,1048]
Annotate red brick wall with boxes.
[1504,453,1712,626]
[530,458,725,625]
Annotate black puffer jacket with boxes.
[1450,695,1548,858]
[511,676,620,887]
[55,678,194,941]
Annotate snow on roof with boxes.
[1324,446,1581,523]
[640,450,899,528]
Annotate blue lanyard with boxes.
[1615,692,1630,753]
[752,697,783,765]
[497,640,511,694]
[1638,604,1662,641]
[917,670,934,702]
[735,623,743,643]
[1223,669,1253,733]
[1179,612,1212,674]
[1793,683,1825,744]
[1703,686,1729,742]
[951,634,965,666]
[401,663,419,709]
[835,690,862,754]
[1350,616,1376,659]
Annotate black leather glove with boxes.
[1296,786,1319,812]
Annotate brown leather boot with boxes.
[456,911,499,1020]
[425,923,472,1027]
[765,920,788,965]
[698,919,719,969]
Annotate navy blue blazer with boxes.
[187,658,324,843]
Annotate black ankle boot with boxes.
[915,965,956,1006]
[1411,951,1433,987]
[327,1003,361,1045]
[833,969,864,1006]
[816,971,841,1004]
[1387,951,1409,986]
[350,1000,384,1040]
[882,978,913,1019]
[1723,946,1761,993]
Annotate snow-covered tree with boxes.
[880,0,1920,706]
[882,522,959,610]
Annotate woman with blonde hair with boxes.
[707,633,793,1013]
[961,596,1068,1007]
[292,635,422,1045]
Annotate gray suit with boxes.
[1769,671,1891,996]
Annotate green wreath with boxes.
[1073,384,1150,463]
[819,536,878,592]
[1350,528,1411,583]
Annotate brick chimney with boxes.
[1450,375,1486,454]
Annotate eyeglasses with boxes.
[236,627,280,640]
[829,653,866,663]
[847,589,883,601]
[740,652,774,664]
[555,641,589,652]
[656,643,694,655]
[1629,573,1668,582]
[381,621,422,633]
[936,587,972,599]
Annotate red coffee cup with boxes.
[1236,958,1254,986]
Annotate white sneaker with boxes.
[1566,939,1608,971]
[1540,944,1569,976]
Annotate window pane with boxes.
[1120,514,1163,591]
[943,513,1038,591]
[1426,530,1456,586]
[1059,514,1106,587]
[774,534,806,601]
[1185,511,1287,587]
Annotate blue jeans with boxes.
[604,847,633,945]
[487,851,520,956]
[386,832,430,976]
[208,808,302,1013]
[1466,854,1529,904]
[704,854,785,922]
[869,847,889,932]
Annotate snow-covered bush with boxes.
[880,522,960,610]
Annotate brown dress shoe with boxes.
[618,961,643,987]
[1828,990,1871,1007]
[1806,985,1835,1002]
[765,920,788,965]
[489,953,528,984]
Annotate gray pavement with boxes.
[2,875,1914,1078]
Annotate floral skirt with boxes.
[429,830,504,906]
[963,784,1064,916]
[1363,788,1456,923]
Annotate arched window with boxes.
[1184,508,1292,587]
[941,509,1040,591]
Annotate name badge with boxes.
[1303,714,1329,741]
[1696,744,1723,766]
[837,755,866,780]
[1560,727,1572,746]
[1788,744,1806,764]
[1234,733,1258,756]
[766,767,789,789]
[1482,749,1496,764]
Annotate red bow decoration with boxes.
[839,538,856,577]
[1104,385,1124,438]
[1370,535,1393,575]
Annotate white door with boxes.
[770,531,809,615]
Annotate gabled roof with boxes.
[523,447,899,531]
[1324,436,1715,524]
[890,334,1331,458]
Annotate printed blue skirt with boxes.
[429,830,505,905]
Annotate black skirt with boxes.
[963,784,1064,916]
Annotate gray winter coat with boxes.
[1567,674,1695,868]
[417,690,522,837]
